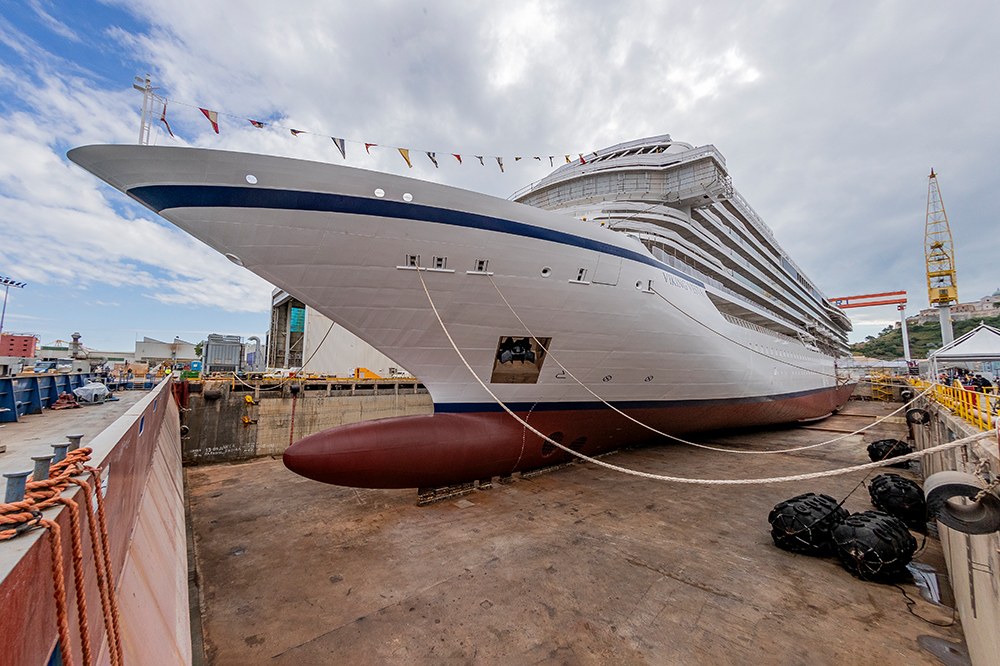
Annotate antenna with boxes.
[132,75,168,145]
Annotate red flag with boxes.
[365,143,377,154]
[159,101,174,137]
[249,120,265,128]
[200,108,219,134]
[579,154,586,164]
[453,154,462,164]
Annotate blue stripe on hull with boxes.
[127,184,704,288]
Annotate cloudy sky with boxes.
[1,0,997,354]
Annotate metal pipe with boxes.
[4,471,31,503]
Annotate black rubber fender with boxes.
[924,471,1000,534]
[905,408,931,425]
[768,493,849,555]
[869,474,927,528]
[867,439,913,467]
[832,511,917,581]
[900,388,915,402]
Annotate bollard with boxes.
[66,434,84,451]
[51,443,70,464]
[4,471,31,503]
[31,455,54,482]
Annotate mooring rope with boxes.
[0,449,124,666]
[417,269,996,484]
[484,274,935,455]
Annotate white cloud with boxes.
[2,0,998,348]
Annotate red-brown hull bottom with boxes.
[283,384,857,488]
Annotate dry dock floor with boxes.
[187,402,965,665]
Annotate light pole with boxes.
[0,276,27,337]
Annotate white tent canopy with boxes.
[931,323,1000,362]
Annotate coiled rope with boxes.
[0,448,124,666]
[417,269,997,484]
[484,274,935,455]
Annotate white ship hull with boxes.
[69,144,853,488]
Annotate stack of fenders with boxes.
[768,469,927,582]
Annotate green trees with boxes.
[850,315,1000,360]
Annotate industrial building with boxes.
[268,289,409,377]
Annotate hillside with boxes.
[850,314,1000,360]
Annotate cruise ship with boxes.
[68,136,855,489]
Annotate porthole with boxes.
[635,280,643,290]
[541,267,552,278]
[403,192,413,202]
[225,253,244,266]
[245,174,258,184]
[374,188,385,197]
[541,431,564,457]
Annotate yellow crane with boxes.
[924,169,958,344]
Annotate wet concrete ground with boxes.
[187,402,964,665]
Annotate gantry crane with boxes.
[925,169,958,344]
[829,291,912,362]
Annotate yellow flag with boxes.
[398,148,413,168]
[565,155,571,163]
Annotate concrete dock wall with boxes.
[180,379,433,463]
[0,378,190,665]
[913,400,1000,666]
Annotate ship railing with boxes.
[507,145,729,203]
[720,313,799,344]
[909,378,998,431]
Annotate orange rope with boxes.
[87,467,125,666]
[70,478,120,666]
[39,519,74,666]
[0,448,110,666]
[57,496,92,666]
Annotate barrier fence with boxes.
[909,378,998,431]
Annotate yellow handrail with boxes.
[909,378,998,431]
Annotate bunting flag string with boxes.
[332,137,346,159]
[159,101,174,138]
[200,108,220,134]
[152,94,600,175]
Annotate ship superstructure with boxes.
[513,135,852,357]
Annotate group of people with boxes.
[942,370,996,393]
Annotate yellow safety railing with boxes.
[909,378,998,431]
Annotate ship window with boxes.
[475,259,488,272]
[433,256,446,269]
[406,254,420,267]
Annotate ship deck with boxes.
[186,402,967,665]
